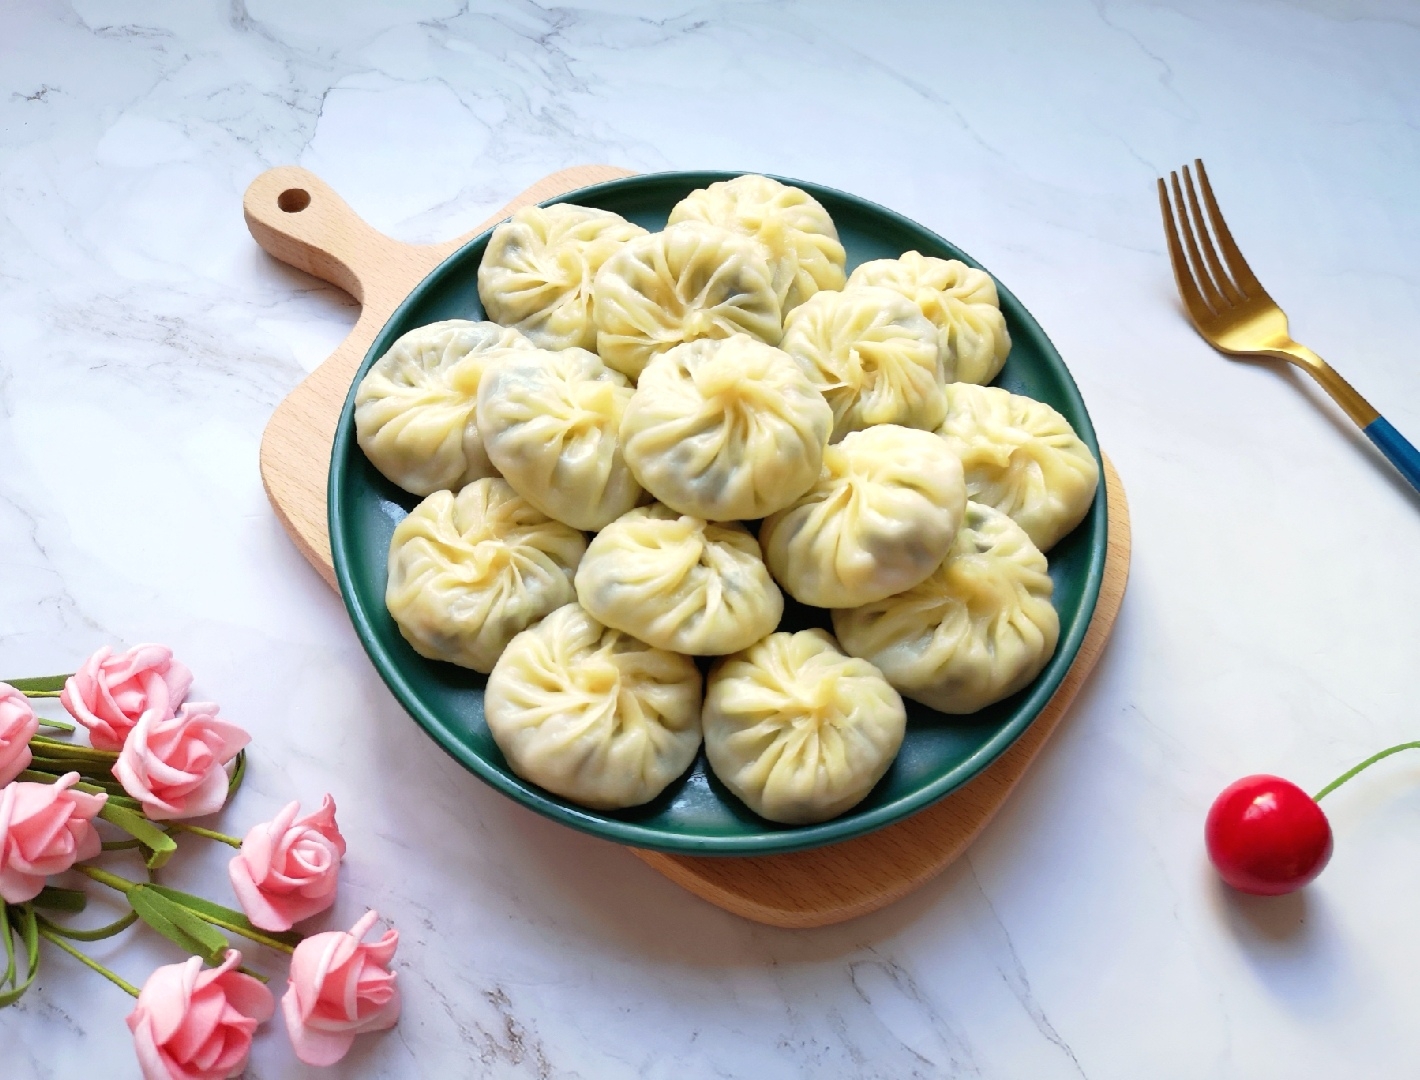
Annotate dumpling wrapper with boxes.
[848,252,1010,385]
[761,425,966,608]
[477,203,647,352]
[385,479,586,673]
[937,382,1099,552]
[591,221,782,380]
[575,505,783,656]
[355,320,533,496]
[477,346,643,531]
[668,173,846,313]
[832,502,1059,714]
[620,334,833,521]
[485,603,703,810]
[780,285,946,441]
[703,629,906,825]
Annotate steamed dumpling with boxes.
[667,174,846,313]
[484,603,703,810]
[848,252,1010,385]
[620,334,833,521]
[591,222,782,380]
[937,383,1099,552]
[478,203,647,352]
[354,320,533,496]
[385,479,586,673]
[477,346,643,531]
[832,502,1058,714]
[760,426,966,608]
[702,629,906,824]
[575,505,783,655]
[779,286,946,441]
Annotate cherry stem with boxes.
[36,925,140,997]
[1313,740,1420,802]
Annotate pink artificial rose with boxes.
[60,643,193,751]
[228,795,347,932]
[127,949,274,1080]
[113,703,249,821]
[282,910,400,1066]
[0,772,106,903]
[0,683,39,786]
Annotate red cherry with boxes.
[1205,774,1333,895]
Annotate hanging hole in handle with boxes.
[278,188,311,213]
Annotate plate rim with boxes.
[328,169,1107,856]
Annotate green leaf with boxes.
[99,803,177,869]
[32,887,87,913]
[128,887,228,965]
[3,674,71,693]
[0,906,41,1007]
[144,885,302,953]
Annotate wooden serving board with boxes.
[247,164,1131,928]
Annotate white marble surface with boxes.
[3,0,1420,1076]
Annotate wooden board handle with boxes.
[243,166,449,311]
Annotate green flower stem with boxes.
[1314,741,1420,801]
[3,907,18,989]
[166,822,243,849]
[23,691,63,699]
[15,769,141,810]
[180,907,295,956]
[76,868,298,956]
[36,910,139,942]
[36,925,140,997]
[36,717,75,732]
[76,865,135,895]
[27,758,121,780]
[27,765,122,787]
[31,734,118,760]
[227,749,247,800]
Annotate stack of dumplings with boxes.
[355,173,1101,825]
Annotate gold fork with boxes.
[1158,160,1420,493]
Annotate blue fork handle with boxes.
[1363,416,1420,494]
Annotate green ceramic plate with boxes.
[329,171,1106,856]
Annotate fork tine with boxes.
[1181,164,1244,306]
[1170,171,1226,313]
[1157,176,1213,327]
[1193,159,1266,299]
